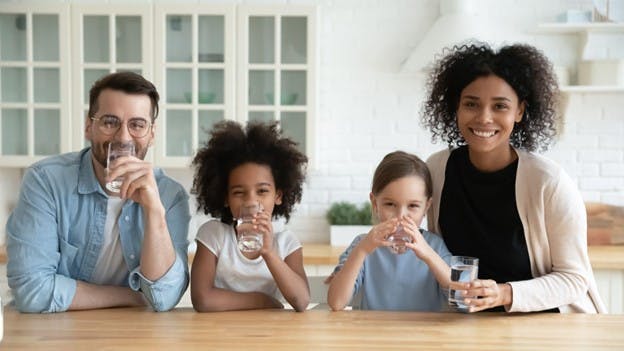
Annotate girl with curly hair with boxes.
[190,120,310,312]
[422,42,605,313]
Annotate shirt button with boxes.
[130,254,135,259]
[125,216,130,221]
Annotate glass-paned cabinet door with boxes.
[0,4,70,167]
[154,4,235,167]
[71,5,153,152]
[238,6,316,160]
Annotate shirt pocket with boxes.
[58,237,79,275]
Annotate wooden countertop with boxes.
[4,306,624,350]
[2,244,624,269]
[301,244,624,270]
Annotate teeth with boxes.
[473,129,496,138]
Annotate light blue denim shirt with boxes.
[6,148,190,313]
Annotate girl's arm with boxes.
[326,243,368,311]
[263,248,310,312]
[402,216,451,289]
[190,244,283,312]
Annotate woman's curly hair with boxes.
[191,120,307,225]
[421,42,560,152]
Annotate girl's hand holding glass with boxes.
[359,218,399,254]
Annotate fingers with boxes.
[458,279,502,312]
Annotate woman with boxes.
[422,42,606,313]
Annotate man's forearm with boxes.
[140,205,176,281]
[69,280,146,310]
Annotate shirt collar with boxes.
[78,147,104,195]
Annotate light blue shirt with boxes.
[6,148,190,313]
[333,230,452,311]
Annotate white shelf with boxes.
[561,85,624,93]
[536,22,624,33]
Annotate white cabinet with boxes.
[153,4,236,167]
[237,6,317,163]
[0,3,70,167]
[0,3,316,168]
[70,4,153,151]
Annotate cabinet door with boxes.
[71,5,153,153]
[153,4,235,167]
[238,6,316,160]
[0,4,70,167]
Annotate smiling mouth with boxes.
[470,128,498,138]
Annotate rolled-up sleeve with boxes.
[129,187,190,311]
[7,167,77,313]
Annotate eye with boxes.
[101,116,120,129]
[495,103,509,110]
[463,101,477,108]
[128,118,149,131]
[383,202,395,207]
[409,203,421,209]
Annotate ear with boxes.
[369,192,377,213]
[424,198,433,213]
[275,190,283,205]
[148,121,156,147]
[516,101,526,123]
[84,115,93,142]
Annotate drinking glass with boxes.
[386,224,413,254]
[106,141,135,194]
[236,202,264,253]
[448,256,479,312]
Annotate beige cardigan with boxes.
[427,148,607,313]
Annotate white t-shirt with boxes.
[195,219,301,301]
[91,198,129,285]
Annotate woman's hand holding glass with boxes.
[452,279,513,312]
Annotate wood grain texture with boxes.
[3,306,624,350]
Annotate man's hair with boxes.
[88,71,160,122]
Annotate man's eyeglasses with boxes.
[90,115,152,138]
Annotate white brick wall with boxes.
[0,0,622,246]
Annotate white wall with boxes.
[0,0,622,245]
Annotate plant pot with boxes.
[330,225,372,246]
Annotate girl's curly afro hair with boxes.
[421,42,560,152]
[191,120,308,225]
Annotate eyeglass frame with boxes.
[89,114,153,138]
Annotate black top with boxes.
[439,146,558,313]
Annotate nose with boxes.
[474,106,493,123]
[113,120,133,142]
[394,206,408,218]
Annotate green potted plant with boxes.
[326,201,373,246]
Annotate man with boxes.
[6,72,190,312]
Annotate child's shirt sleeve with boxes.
[332,233,367,298]
[195,220,227,257]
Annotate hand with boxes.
[401,216,432,259]
[358,218,399,254]
[451,279,513,312]
[254,210,275,255]
[106,156,161,210]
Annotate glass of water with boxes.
[106,141,135,194]
[386,224,413,254]
[236,202,264,253]
[448,256,479,312]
